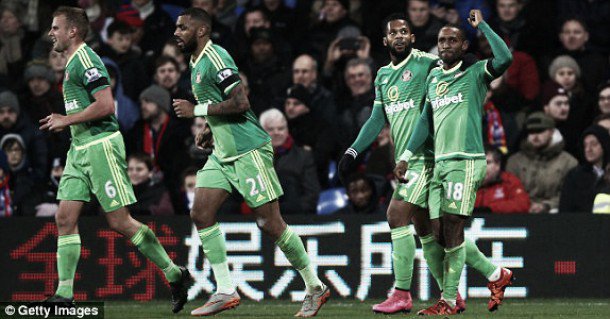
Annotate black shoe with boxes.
[169,266,192,313]
[29,295,75,307]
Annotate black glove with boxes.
[338,148,357,186]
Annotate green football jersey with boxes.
[374,49,438,162]
[63,43,118,146]
[426,60,493,161]
[190,41,270,162]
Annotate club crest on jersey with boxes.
[196,72,202,83]
[401,69,413,82]
[435,81,449,96]
[387,85,400,102]
[84,67,101,83]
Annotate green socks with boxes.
[465,239,497,279]
[420,234,445,289]
[131,225,182,283]
[55,234,81,298]
[276,226,322,292]
[391,226,415,290]
[442,242,466,305]
[198,223,234,294]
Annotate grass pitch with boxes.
[105,299,610,318]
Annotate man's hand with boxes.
[173,99,195,118]
[39,113,69,132]
[195,125,213,149]
[338,149,357,186]
[467,9,484,28]
[393,160,409,183]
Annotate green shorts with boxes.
[57,131,136,212]
[196,142,284,208]
[428,158,486,219]
[392,159,434,208]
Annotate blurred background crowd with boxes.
[0,0,608,217]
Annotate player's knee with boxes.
[256,217,283,238]
[190,209,214,229]
[55,212,77,232]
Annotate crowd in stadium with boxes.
[0,0,608,216]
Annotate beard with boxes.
[388,45,410,61]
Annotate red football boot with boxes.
[372,289,412,314]
[487,268,514,312]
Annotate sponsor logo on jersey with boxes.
[384,99,415,115]
[431,93,464,110]
[402,69,412,81]
[84,67,102,83]
[387,85,400,102]
[217,68,233,82]
[65,100,79,112]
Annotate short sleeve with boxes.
[210,47,241,95]
[78,52,110,95]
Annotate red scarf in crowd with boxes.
[0,175,12,217]
[484,101,508,154]
[273,134,294,157]
[142,116,170,168]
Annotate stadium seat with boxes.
[316,187,347,215]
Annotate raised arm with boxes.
[468,9,513,76]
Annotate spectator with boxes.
[130,0,174,59]
[48,50,66,92]
[0,150,11,217]
[593,163,610,214]
[1,134,41,216]
[260,108,320,214]
[407,0,444,52]
[242,27,290,115]
[548,55,594,124]
[20,62,64,125]
[557,0,610,54]
[339,58,374,145]
[102,57,140,132]
[483,78,511,152]
[597,82,610,115]
[35,156,64,217]
[153,55,195,123]
[305,0,361,63]
[20,62,70,169]
[284,84,337,188]
[595,113,610,133]
[290,54,338,124]
[0,91,47,180]
[127,153,174,215]
[490,0,530,50]
[126,85,190,209]
[161,41,191,93]
[185,117,210,168]
[560,125,610,213]
[179,166,198,213]
[234,7,289,65]
[506,112,577,213]
[362,125,394,183]
[334,173,383,214]
[190,0,236,55]
[545,18,609,96]
[0,3,38,89]
[260,0,299,44]
[540,81,580,157]
[99,19,149,102]
[475,146,530,214]
[323,35,371,96]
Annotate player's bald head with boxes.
[179,7,212,29]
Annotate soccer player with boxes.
[337,13,449,314]
[398,10,514,315]
[41,7,191,313]
[172,8,329,317]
